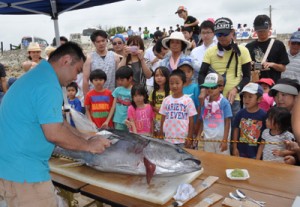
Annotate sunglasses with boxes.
[112,41,123,46]
[291,42,300,46]
[215,33,230,37]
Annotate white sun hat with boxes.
[162,32,191,51]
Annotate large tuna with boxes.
[52,129,201,184]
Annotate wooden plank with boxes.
[51,172,87,193]
[187,149,300,199]
[80,182,294,207]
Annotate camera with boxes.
[254,62,263,70]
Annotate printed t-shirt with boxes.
[201,96,232,140]
[149,90,167,121]
[233,108,267,158]
[112,86,132,124]
[85,89,113,128]
[159,94,197,144]
[127,104,154,134]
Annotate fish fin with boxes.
[59,160,85,168]
[144,157,156,184]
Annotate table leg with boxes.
[56,187,79,207]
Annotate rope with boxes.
[152,136,282,145]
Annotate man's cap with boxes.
[27,42,42,52]
[175,6,187,14]
[269,84,299,97]
[253,15,271,31]
[201,73,219,88]
[214,17,234,35]
[240,83,263,95]
[290,31,300,43]
[256,78,275,87]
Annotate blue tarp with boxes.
[0,0,124,45]
[0,0,123,18]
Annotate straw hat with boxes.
[162,32,191,50]
[27,42,42,52]
[45,46,56,56]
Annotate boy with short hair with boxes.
[178,59,200,140]
[197,73,232,154]
[232,83,267,159]
[104,66,133,131]
[67,82,82,127]
[85,69,113,129]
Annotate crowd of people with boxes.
[0,5,300,206]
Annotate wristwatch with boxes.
[235,85,241,92]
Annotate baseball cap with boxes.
[256,78,275,87]
[175,6,187,14]
[201,73,219,88]
[240,83,263,95]
[214,17,234,35]
[253,15,271,31]
[290,31,300,43]
[177,58,194,70]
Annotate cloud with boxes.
[0,0,299,50]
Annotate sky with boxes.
[0,0,299,49]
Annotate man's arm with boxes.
[42,120,110,154]
[227,62,251,104]
[82,55,92,97]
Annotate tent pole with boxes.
[53,18,60,46]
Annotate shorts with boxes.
[0,179,57,207]
[203,141,230,155]
[114,122,129,132]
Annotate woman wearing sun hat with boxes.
[268,78,300,112]
[160,32,200,81]
[22,42,43,72]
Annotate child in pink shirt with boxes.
[126,84,154,135]
[256,78,274,112]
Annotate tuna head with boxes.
[143,139,201,183]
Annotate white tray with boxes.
[226,169,250,180]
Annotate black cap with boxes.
[253,15,271,31]
[214,17,233,34]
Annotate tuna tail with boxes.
[143,157,156,184]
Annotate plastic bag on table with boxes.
[69,107,97,135]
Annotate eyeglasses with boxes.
[112,41,123,46]
[215,33,230,37]
[201,31,213,35]
[291,42,300,46]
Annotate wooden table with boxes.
[51,150,300,207]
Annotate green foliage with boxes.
[106,26,127,36]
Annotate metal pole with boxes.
[1,42,3,55]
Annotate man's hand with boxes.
[87,137,111,154]
[227,87,238,104]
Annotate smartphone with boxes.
[128,46,138,53]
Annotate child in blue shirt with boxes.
[67,82,82,127]
[104,66,133,131]
[178,58,200,147]
[197,73,232,154]
[233,83,267,159]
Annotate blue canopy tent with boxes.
[0,0,124,45]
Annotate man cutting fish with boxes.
[0,42,111,207]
